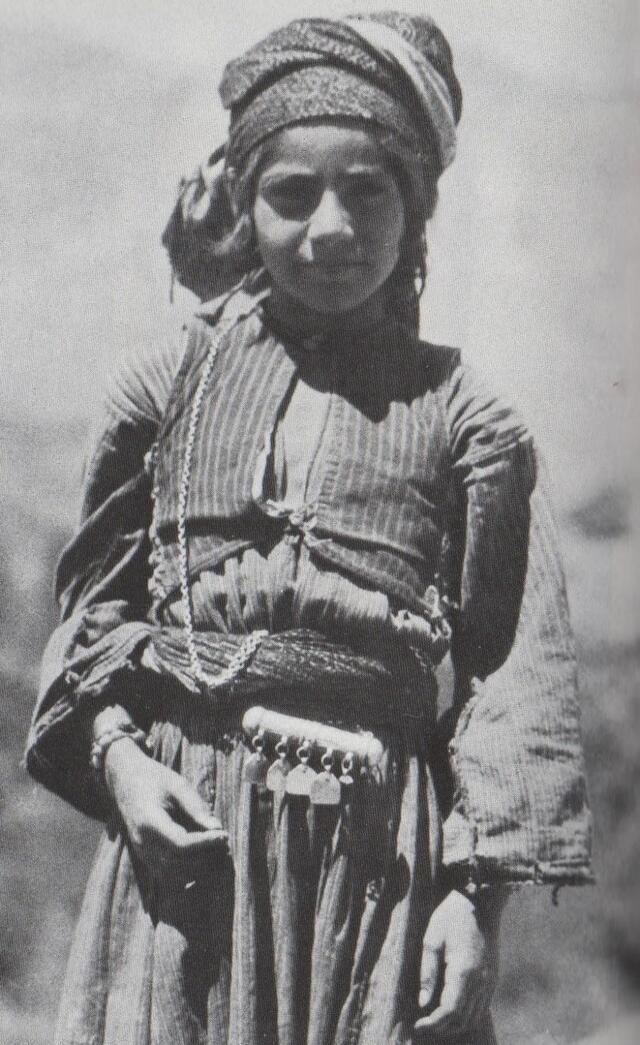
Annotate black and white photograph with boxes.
[1,2,638,1043]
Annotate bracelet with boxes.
[90,723,149,783]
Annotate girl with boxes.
[28,12,592,1045]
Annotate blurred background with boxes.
[1,1,638,1042]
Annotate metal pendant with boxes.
[339,751,356,789]
[243,730,268,790]
[266,736,291,795]
[310,749,341,806]
[285,740,317,797]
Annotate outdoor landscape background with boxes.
[1,2,639,1042]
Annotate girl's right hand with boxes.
[103,738,230,886]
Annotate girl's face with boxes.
[251,124,405,327]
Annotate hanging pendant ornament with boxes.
[339,751,356,790]
[243,729,269,790]
[310,748,341,806]
[286,740,317,797]
[266,735,292,795]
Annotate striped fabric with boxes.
[154,308,460,613]
[52,705,485,1045]
[29,282,592,882]
[27,282,592,1043]
[152,299,538,674]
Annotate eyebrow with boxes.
[259,163,388,184]
[344,165,388,176]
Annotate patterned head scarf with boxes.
[162,12,462,306]
[220,12,462,181]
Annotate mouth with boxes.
[304,259,366,279]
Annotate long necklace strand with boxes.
[176,307,267,692]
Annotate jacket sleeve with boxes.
[439,362,593,886]
[25,333,185,817]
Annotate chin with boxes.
[293,283,381,317]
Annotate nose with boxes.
[306,189,354,248]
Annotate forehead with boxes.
[257,124,390,175]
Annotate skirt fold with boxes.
[55,715,457,1045]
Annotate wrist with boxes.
[79,701,136,747]
[103,732,146,767]
[91,703,136,741]
[103,734,147,792]
[443,866,512,917]
[91,719,149,794]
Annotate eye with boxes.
[353,176,388,196]
[259,175,318,219]
[341,175,394,207]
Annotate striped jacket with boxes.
[27,282,593,885]
[153,296,529,663]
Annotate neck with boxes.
[266,286,390,340]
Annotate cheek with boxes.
[252,199,298,260]
[386,194,406,248]
[368,200,405,269]
[383,211,405,254]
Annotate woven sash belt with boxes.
[138,626,435,732]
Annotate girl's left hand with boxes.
[413,889,504,1040]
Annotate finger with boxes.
[170,782,226,833]
[414,1000,459,1038]
[418,934,443,1010]
[416,968,473,1036]
[171,828,231,878]
[415,1007,471,1040]
[147,813,228,869]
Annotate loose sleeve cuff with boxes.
[26,613,153,818]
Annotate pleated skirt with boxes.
[55,533,498,1044]
[54,693,453,1045]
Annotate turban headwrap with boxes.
[221,12,462,179]
[162,12,462,303]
